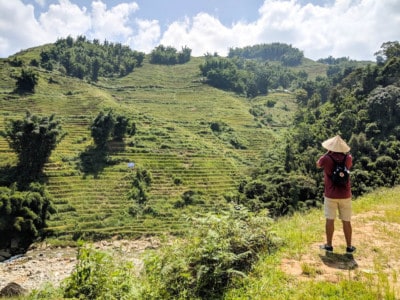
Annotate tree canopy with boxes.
[91,110,134,149]
[15,69,38,93]
[1,112,65,184]
[228,43,304,66]
[150,45,192,65]
[200,52,300,97]
[40,35,145,80]
[0,183,56,249]
[234,41,400,216]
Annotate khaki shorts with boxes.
[324,197,352,222]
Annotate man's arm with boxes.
[316,152,328,168]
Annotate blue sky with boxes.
[1,0,399,60]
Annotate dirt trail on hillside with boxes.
[280,210,400,292]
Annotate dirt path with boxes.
[280,210,400,291]
[0,237,160,293]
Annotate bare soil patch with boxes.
[0,237,160,292]
[280,210,400,292]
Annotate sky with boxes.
[0,0,399,61]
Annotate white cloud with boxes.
[161,13,235,56]
[0,0,399,60]
[159,0,400,60]
[127,19,161,53]
[39,0,91,38]
[0,0,47,56]
[89,1,139,41]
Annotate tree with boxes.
[1,112,65,183]
[113,115,130,141]
[150,45,192,65]
[91,110,115,148]
[15,69,38,93]
[91,58,100,81]
[91,110,133,147]
[367,85,400,134]
[0,183,55,249]
[374,41,400,63]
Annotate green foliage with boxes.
[228,43,304,66]
[141,208,279,299]
[367,85,400,135]
[258,40,400,203]
[374,41,400,63]
[210,121,248,149]
[91,110,115,148]
[62,245,136,299]
[40,35,145,80]
[128,167,152,206]
[200,52,300,97]
[150,45,192,65]
[200,56,246,94]
[8,57,24,67]
[238,172,319,217]
[0,183,55,249]
[1,111,65,184]
[174,190,205,208]
[90,110,133,148]
[15,68,38,93]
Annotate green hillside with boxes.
[0,49,306,240]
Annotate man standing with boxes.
[316,135,356,254]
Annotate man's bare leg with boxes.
[326,219,335,246]
[342,220,352,247]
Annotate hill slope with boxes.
[0,52,301,240]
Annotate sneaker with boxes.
[346,246,356,254]
[320,244,333,252]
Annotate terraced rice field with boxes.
[0,56,297,240]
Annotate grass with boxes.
[224,186,400,299]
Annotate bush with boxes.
[127,168,152,205]
[62,245,137,299]
[15,69,38,93]
[0,183,55,249]
[141,208,279,299]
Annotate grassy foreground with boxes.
[225,185,400,299]
[17,186,399,300]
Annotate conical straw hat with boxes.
[321,135,350,153]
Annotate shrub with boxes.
[62,245,137,299]
[0,183,56,249]
[15,69,38,93]
[141,208,279,299]
[127,168,152,205]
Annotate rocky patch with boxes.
[0,237,160,294]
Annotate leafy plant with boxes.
[128,168,152,205]
[141,208,279,299]
[62,245,136,299]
